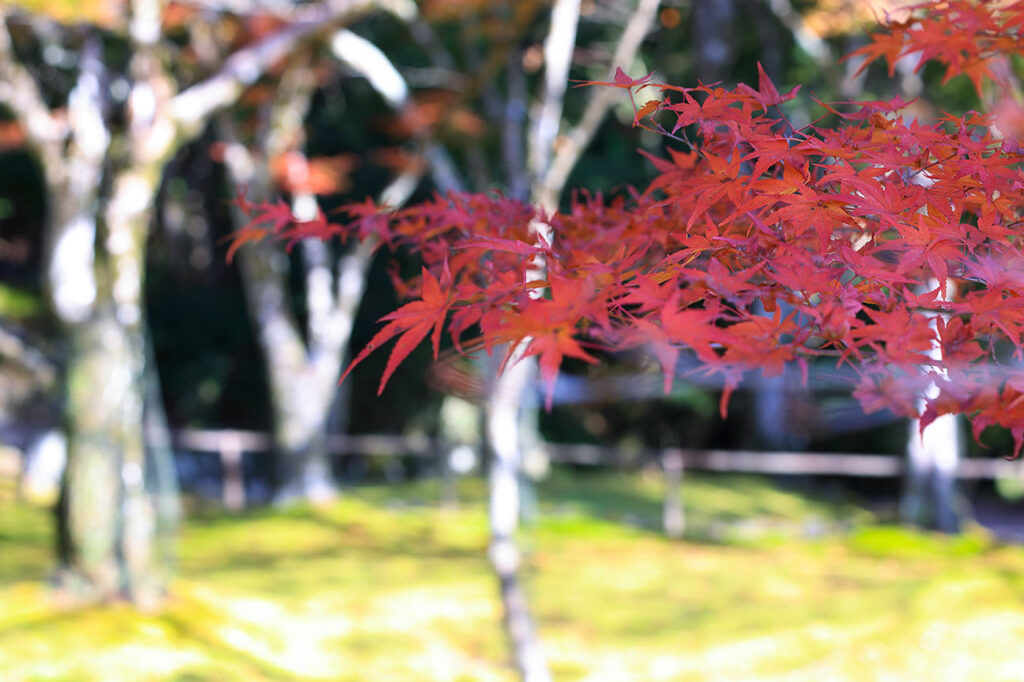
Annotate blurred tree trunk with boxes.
[903,412,962,533]
[2,0,387,602]
[220,36,427,503]
[9,18,177,604]
[219,59,348,504]
[481,1,661,678]
[902,280,963,533]
[692,0,736,82]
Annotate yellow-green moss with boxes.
[2,472,1024,681]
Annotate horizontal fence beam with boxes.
[170,428,1020,480]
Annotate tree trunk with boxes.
[486,353,551,682]
[58,309,157,602]
[54,165,171,606]
[229,183,373,504]
[217,52,378,504]
[234,237,337,503]
[692,0,737,83]
[902,280,963,533]
[903,411,963,533]
[662,449,685,538]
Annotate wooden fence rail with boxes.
[171,427,1021,509]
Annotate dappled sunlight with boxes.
[175,584,355,679]
[542,607,1024,681]
[169,579,507,680]
[0,603,220,682]
[4,474,1024,680]
[371,583,498,631]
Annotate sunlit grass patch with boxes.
[848,524,992,558]
[2,472,1024,681]
[0,503,54,586]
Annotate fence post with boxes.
[220,431,245,511]
[662,448,685,539]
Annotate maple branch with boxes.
[537,0,661,209]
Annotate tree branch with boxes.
[538,0,661,210]
[0,324,57,388]
[0,12,65,169]
[503,48,529,201]
[330,26,465,193]
[170,0,406,140]
[528,0,581,185]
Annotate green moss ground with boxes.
[2,471,1024,681]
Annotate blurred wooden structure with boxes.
[170,427,1019,511]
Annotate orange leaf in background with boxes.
[239,84,278,107]
[420,0,498,21]
[369,148,427,175]
[244,12,288,41]
[163,1,197,30]
[0,121,26,151]
[270,153,360,195]
[379,91,452,137]
[450,109,486,138]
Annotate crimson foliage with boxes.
[234,1,1024,455]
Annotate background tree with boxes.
[0,0,410,605]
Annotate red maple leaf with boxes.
[341,268,452,395]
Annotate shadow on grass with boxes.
[158,609,302,682]
[179,512,486,581]
[0,605,96,640]
[533,469,873,549]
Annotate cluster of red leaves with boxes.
[848,0,1024,95]
[232,0,1024,455]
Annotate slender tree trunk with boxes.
[692,0,737,83]
[662,449,685,538]
[481,2,661,677]
[486,354,551,682]
[225,146,375,504]
[903,412,962,533]
[902,279,963,533]
[233,234,341,503]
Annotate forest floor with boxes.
[2,471,1024,681]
